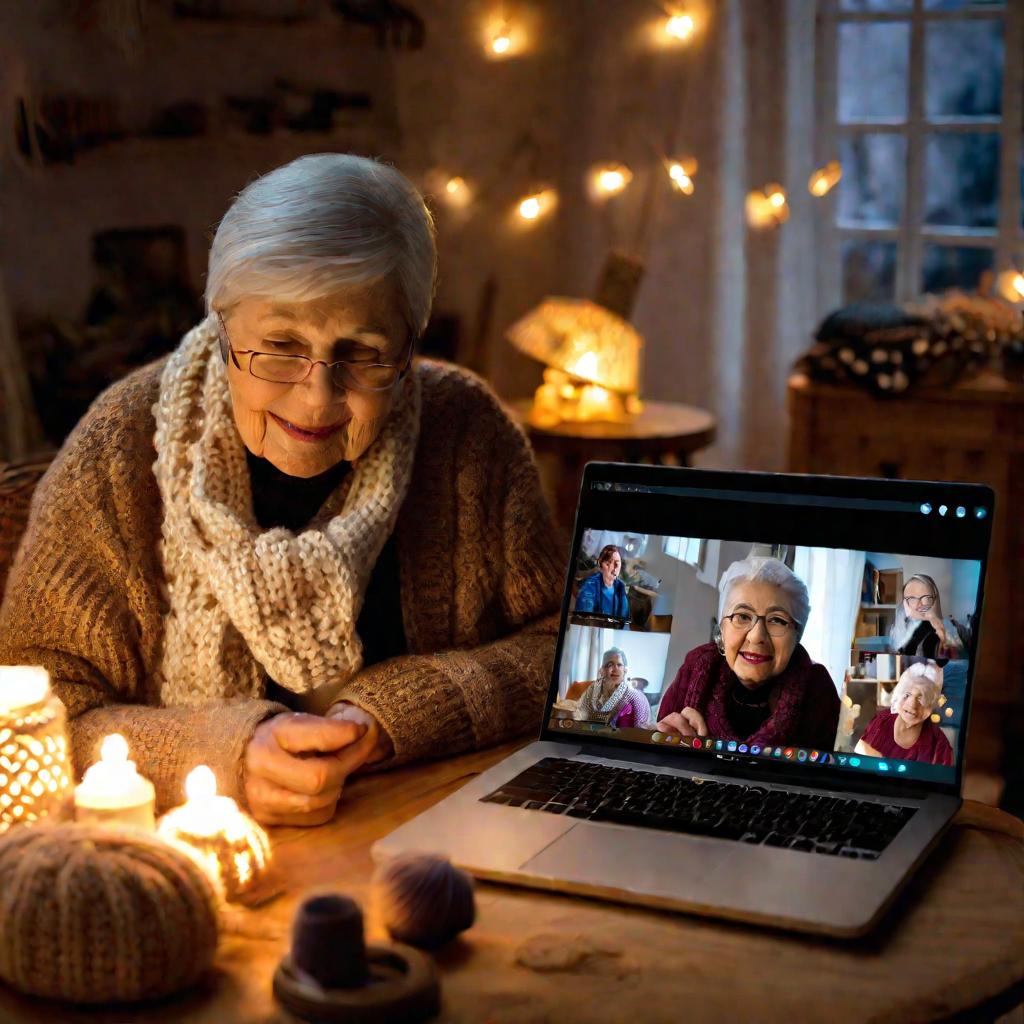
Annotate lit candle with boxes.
[74,733,155,832]
[0,666,50,714]
[0,666,72,832]
[157,765,271,903]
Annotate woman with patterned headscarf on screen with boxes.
[573,647,651,729]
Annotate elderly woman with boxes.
[0,154,562,826]
[890,574,957,659]
[574,544,629,620]
[656,556,840,750]
[573,647,651,728]
[855,662,953,766]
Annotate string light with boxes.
[442,175,473,209]
[808,160,842,197]
[996,268,1024,303]
[517,188,557,222]
[746,183,789,229]
[664,12,695,41]
[491,26,512,54]
[589,162,633,199]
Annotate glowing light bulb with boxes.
[665,13,694,40]
[100,733,128,764]
[590,163,633,199]
[186,764,217,802]
[808,160,842,197]
[766,183,786,208]
[517,189,556,223]
[669,168,695,195]
[572,351,600,380]
[446,176,465,195]
[491,31,511,54]
[996,268,1024,303]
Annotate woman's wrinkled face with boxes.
[601,654,626,686]
[902,580,937,622]
[721,580,799,689]
[894,683,933,727]
[599,551,622,585]
[219,281,410,478]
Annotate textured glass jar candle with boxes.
[0,667,72,832]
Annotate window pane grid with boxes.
[820,0,1020,307]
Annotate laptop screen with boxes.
[543,464,993,794]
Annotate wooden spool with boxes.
[273,943,439,1023]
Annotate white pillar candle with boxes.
[74,733,156,832]
[0,666,50,714]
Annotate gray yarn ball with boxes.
[372,854,475,950]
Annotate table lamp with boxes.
[507,251,645,427]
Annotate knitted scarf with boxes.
[151,315,421,710]
[684,642,818,748]
[574,679,630,723]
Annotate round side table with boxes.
[508,399,716,528]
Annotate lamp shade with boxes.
[506,297,642,394]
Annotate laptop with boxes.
[374,463,993,936]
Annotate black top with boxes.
[245,450,407,697]
[724,678,773,738]
[897,620,941,660]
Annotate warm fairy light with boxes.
[491,29,511,54]
[996,268,1024,303]
[591,163,633,197]
[572,351,600,379]
[808,160,842,197]
[746,183,789,228]
[663,160,696,192]
[517,188,557,222]
[101,733,128,764]
[158,765,271,903]
[664,12,695,40]
[446,176,466,195]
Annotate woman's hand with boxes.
[244,712,380,826]
[925,613,948,647]
[656,707,708,738]
[326,701,394,765]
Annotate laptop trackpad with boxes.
[520,822,719,898]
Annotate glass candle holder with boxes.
[0,667,72,832]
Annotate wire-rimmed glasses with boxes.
[216,312,410,392]
[721,610,798,638]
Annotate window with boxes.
[816,0,1023,309]
[663,536,704,568]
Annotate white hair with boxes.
[205,153,437,340]
[717,556,811,640]
[891,661,943,713]
[890,573,944,650]
[600,646,628,670]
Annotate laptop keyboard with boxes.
[480,757,917,860]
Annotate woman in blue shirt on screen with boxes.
[575,544,630,620]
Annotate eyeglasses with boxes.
[217,312,410,393]
[903,594,936,609]
[721,611,797,638]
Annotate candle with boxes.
[157,765,271,903]
[74,733,155,832]
[0,666,72,832]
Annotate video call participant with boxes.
[575,545,630,619]
[890,573,957,659]
[573,647,652,728]
[656,557,840,750]
[855,662,953,766]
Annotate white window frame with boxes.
[662,535,704,568]
[815,0,1024,314]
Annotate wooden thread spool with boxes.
[372,853,475,950]
[274,892,440,1024]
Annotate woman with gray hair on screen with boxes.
[855,661,953,765]
[0,153,562,826]
[573,647,652,728]
[656,556,840,750]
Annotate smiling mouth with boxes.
[739,651,772,665]
[269,412,346,442]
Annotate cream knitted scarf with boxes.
[151,316,420,710]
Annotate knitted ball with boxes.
[0,824,219,1004]
[372,854,475,950]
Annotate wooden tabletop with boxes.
[2,742,1022,1024]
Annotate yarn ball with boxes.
[372,854,475,950]
[0,824,220,1004]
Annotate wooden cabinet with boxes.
[788,370,1024,733]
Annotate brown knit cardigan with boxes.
[0,356,564,811]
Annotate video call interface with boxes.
[549,526,982,784]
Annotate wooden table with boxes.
[2,742,1023,1024]
[508,399,716,528]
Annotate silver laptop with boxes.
[374,464,993,936]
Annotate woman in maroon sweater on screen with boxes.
[855,662,953,766]
[656,557,840,751]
